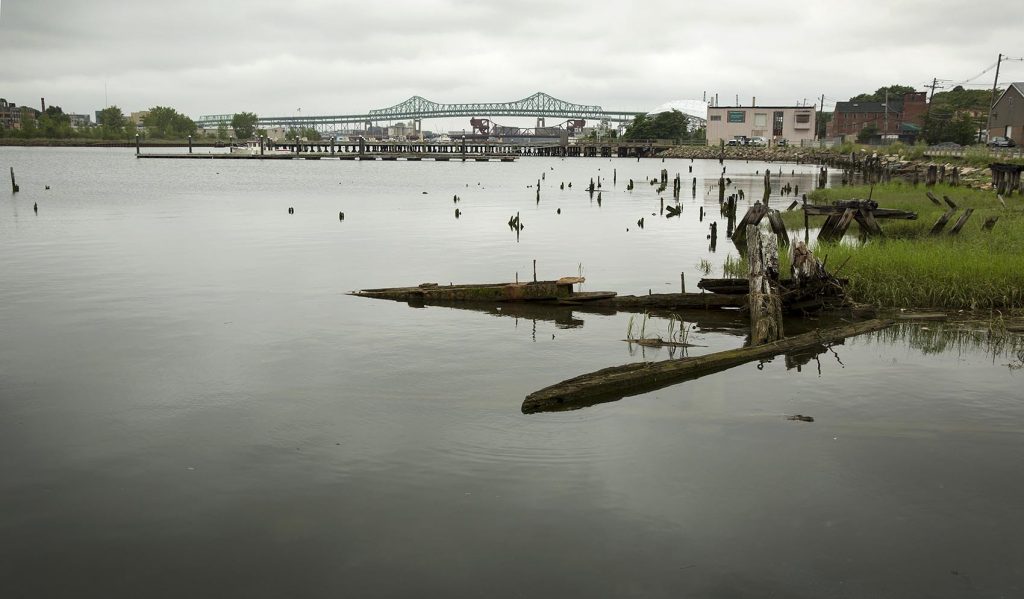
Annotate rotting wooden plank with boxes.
[925,191,942,205]
[595,293,746,310]
[855,208,883,236]
[942,195,958,209]
[522,319,895,413]
[766,210,790,245]
[948,207,975,235]
[929,209,956,236]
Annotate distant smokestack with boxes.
[752,96,756,107]
[715,93,719,107]
[41,97,46,112]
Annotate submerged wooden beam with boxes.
[595,293,746,310]
[522,318,895,414]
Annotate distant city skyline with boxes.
[1,0,1021,124]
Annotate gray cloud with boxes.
[1,0,1020,122]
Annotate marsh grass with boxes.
[778,183,1024,309]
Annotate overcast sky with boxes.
[2,0,1021,125]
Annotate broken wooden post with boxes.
[942,195,957,210]
[135,134,140,156]
[981,215,999,231]
[929,209,956,236]
[9,167,18,193]
[948,208,974,235]
[926,165,937,187]
[766,209,789,246]
[747,225,784,345]
[925,191,942,205]
[718,175,725,203]
[763,170,771,204]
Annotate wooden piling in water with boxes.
[747,225,784,345]
[10,167,18,193]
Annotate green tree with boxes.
[623,109,690,141]
[37,106,73,138]
[922,107,980,145]
[850,85,917,103]
[231,112,259,139]
[817,112,833,138]
[857,123,879,143]
[97,106,126,139]
[216,123,228,140]
[143,106,197,139]
[298,126,321,141]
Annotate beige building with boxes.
[706,105,817,145]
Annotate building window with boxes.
[795,113,811,124]
[773,111,784,137]
[754,113,767,128]
[727,110,745,123]
[709,115,722,121]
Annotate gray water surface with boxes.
[1,147,1022,598]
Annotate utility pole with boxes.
[884,88,889,137]
[818,93,825,140]
[984,53,1004,142]
[924,77,942,117]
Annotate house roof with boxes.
[835,101,903,114]
[992,82,1024,108]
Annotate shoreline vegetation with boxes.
[786,183,1024,312]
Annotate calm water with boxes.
[1,147,1022,598]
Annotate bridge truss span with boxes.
[196,91,647,132]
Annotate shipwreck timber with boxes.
[522,318,894,414]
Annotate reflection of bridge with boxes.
[196,92,647,132]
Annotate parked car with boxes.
[776,139,789,147]
[726,138,746,146]
[988,136,1016,148]
[748,136,768,147]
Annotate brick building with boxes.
[828,92,928,139]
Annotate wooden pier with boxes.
[133,135,676,160]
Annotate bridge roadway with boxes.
[196,92,654,132]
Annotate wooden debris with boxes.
[521,319,895,413]
[925,191,942,205]
[948,207,974,235]
[982,215,999,231]
[786,415,815,422]
[929,209,956,236]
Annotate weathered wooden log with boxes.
[9,167,17,193]
[854,208,883,236]
[929,209,956,236]
[942,195,957,209]
[747,225,783,345]
[803,204,917,220]
[731,202,768,243]
[595,293,746,310]
[521,319,895,413]
[925,191,942,206]
[766,209,789,245]
[948,207,974,235]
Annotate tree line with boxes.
[0,105,264,141]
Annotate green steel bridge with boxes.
[196,92,652,132]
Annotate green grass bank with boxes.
[774,183,1024,310]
